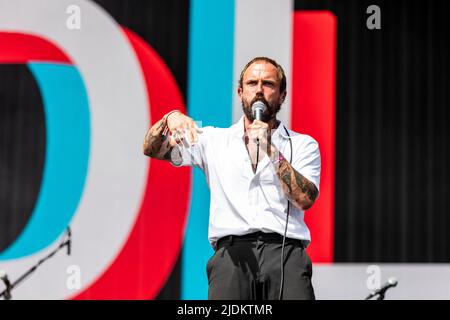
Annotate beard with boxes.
[242,94,281,122]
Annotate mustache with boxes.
[250,94,269,107]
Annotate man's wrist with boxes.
[269,145,276,162]
[270,146,285,165]
[163,109,182,125]
[160,110,181,137]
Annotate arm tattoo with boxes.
[281,171,293,194]
[277,158,318,209]
[143,118,172,160]
[162,148,173,160]
[294,170,319,202]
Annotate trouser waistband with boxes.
[216,231,307,250]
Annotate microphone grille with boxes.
[251,101,267,112]
[387,277,398,287]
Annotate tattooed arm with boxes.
[143,111,200,161]
[142,117,173,160]
[247,120,319,210]
[270,145,319,211]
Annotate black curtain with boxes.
[0,65,46,253]
[295,0,450,263]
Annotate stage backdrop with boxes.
[0,0,449,300]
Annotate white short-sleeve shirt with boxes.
[171,116,321,249]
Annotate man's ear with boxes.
[280,91,287,104]
[237,86,242,98]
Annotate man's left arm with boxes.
[248,120,320,211]
[270,145,319,211]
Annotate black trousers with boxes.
[207,232,315,300]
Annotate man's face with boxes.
[238,61,286,122]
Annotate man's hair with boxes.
[238,56,287,93]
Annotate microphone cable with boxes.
[253,121,294,299]
[278,126,293,300]
[255,137,260,172]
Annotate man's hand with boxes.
[165,111,202,147]
[247,120,271,156]
[143,110,201,161]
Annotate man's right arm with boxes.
[142,111,200,161]
[142,117,173,160]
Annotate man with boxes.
[143,57,321,300]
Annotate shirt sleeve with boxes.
[169,126,211,170]
[291,135,321,193]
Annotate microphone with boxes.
[0,269,12,300]
[251,101,267,121]
[365,277,398,300]
[251,101,267,169]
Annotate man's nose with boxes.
[256,81,263,93]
